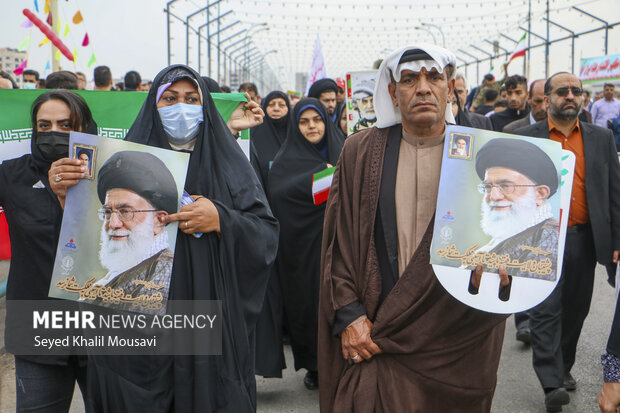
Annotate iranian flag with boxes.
[312,166,336,205]
[507,33,527,65]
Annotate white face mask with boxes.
[157,103,204,145]
[22,82,37,90]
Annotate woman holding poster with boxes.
[268,98,344,390]
[1,90,96,411]
[83,65,279,413]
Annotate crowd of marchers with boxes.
[1,42,620,413]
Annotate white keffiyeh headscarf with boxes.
[374,44,457,128]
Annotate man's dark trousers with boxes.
[529,224,597,388]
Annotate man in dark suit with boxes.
[504,78,548,346]
[515,72,620,412]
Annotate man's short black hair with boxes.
[220,85,231,93]
[484,73,495,82]
[504,75,527,91]
[45,71,78,89]
[543,72,582,95]
[604,83,615,89]
[239,82,258,95]
[23,69,39,81]
[94,66,112,87]
[124,71,142,90]
[494,99,508,108]
[484,89,499,102]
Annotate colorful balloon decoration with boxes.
[23,8,74,62]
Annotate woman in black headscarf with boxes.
[86,65,278,412]
[1,89,96,411]
[267,98,344,389]
[250,90,291,379]
[250,90,291,186]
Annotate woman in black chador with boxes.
[85,65,279,413]
[251,90,292,378]
[2,89,96,411]
[268,98,344,389]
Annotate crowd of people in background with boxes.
[1,43,620,413]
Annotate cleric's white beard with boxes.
[99,214,155,273]
[480,188,538,240]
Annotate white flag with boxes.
[306,34,327,94]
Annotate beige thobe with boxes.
[395,130,444,276]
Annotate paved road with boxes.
[256,264,615,413]
[0,261,615,412]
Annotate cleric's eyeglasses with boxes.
[477,183,538,195]
[549,87,582,97]
[97,207,157,222]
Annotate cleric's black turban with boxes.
[475,138,559,197]
[97,150,178,214]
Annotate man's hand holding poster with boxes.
[430,125,575,313]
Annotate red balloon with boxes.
[23,8,74,62]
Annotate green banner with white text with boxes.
[0,89,248,144]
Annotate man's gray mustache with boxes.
[408,98,438,109]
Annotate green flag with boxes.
[0,89,247,143]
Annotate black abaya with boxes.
[250,91,291,187]
[267,98,344,372]
[250,91,291,378]
[87,65,279,413]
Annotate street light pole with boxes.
[470,44,494,72]
[243,24,268,82]
[455,55,470,79]
[209,19,239,77]
[197,12,234,75]
[519,26,549,77]
[421,22,445,47]
[459,49,481,85]
[185,1,222,67]
[165,0,182,66]
[221,30,247,85]
[572,6,609,54]
[543,18,576,73]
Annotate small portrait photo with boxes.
[73,144,96,179]
[449,132,473,160]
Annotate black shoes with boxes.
[516,327,531,345]
[544,388,570,412]
[304,370,318,390]
[563,372,577,391]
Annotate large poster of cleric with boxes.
[345,71,377,135]
[430,125,575,314]
[49,132,189,314]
